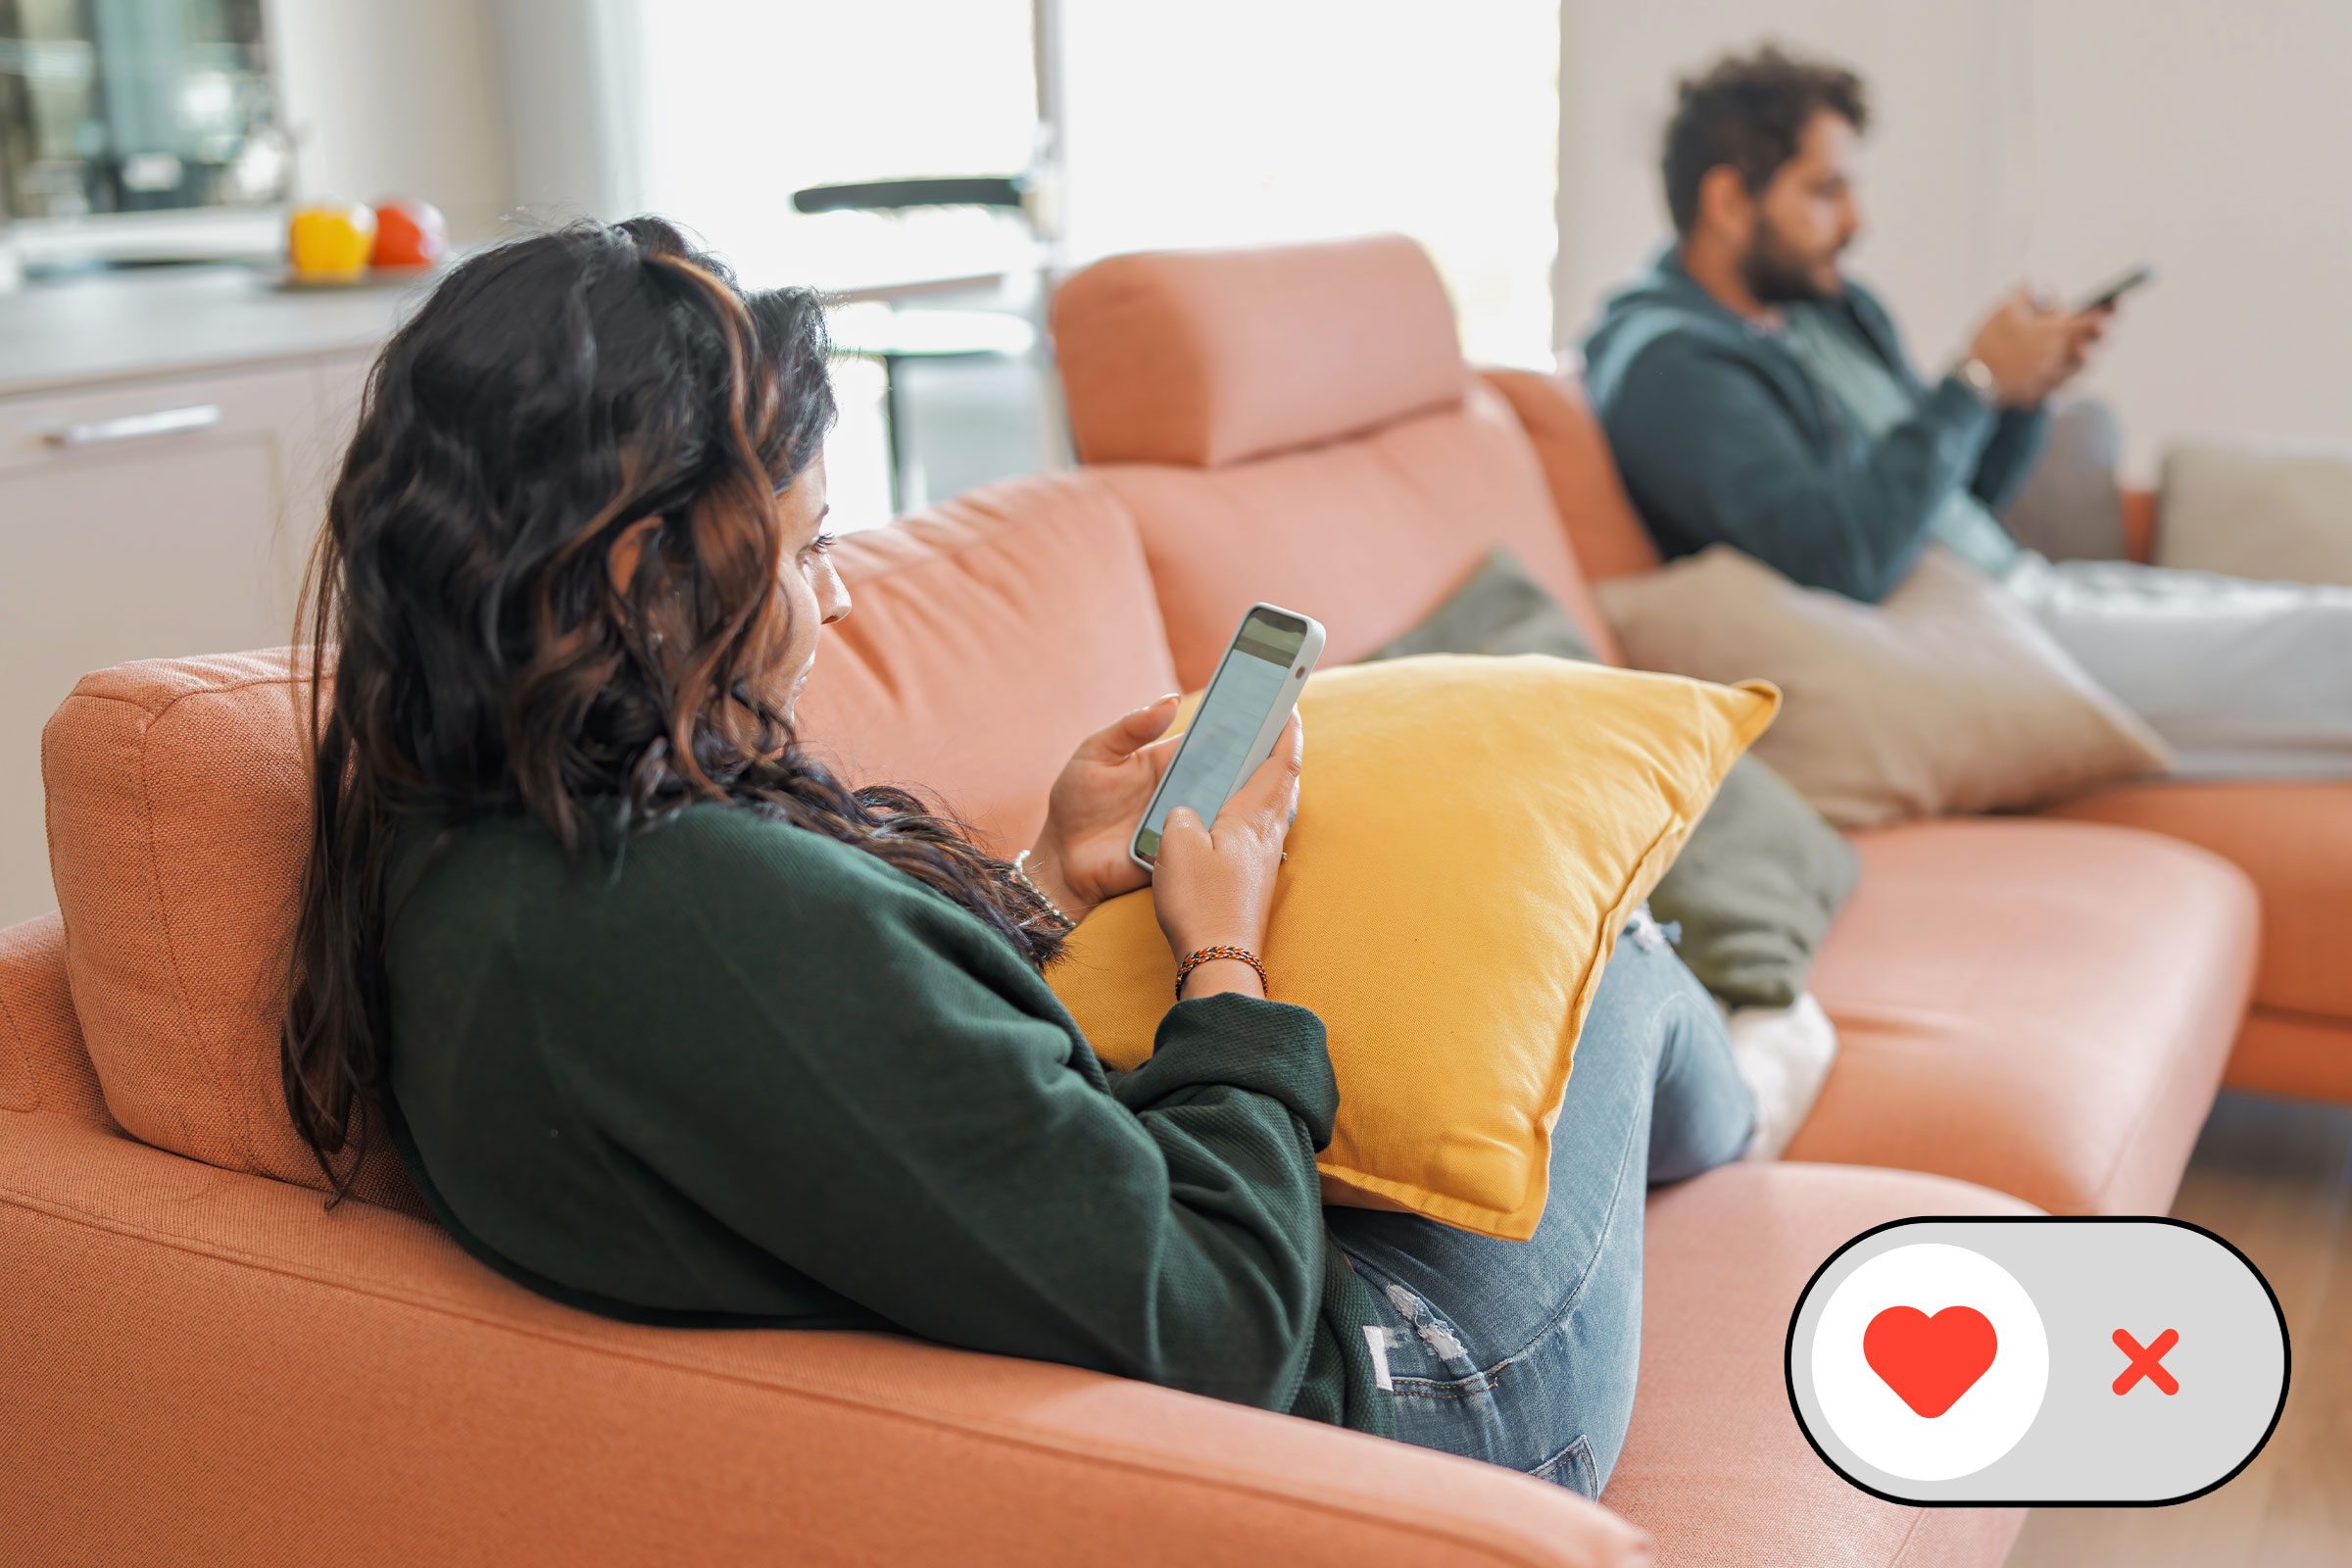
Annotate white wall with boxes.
[1555,0,2352,478]
[488,0,645,223]
[265,0,514,239]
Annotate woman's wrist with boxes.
[1015,844,1094,927]
[1172,942,1269,1002]
[1176,956,1266,1002]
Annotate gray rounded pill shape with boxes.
[1785,1216,2288,1505]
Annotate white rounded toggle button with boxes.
[1786,1218,2288,1505]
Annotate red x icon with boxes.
[2113,1328,2180,1396]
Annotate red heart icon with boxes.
[1863,1305,1998,1418]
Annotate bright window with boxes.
[1056,1,1559,367]
[632,0,1038,291]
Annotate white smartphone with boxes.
[1130,603,1326,870]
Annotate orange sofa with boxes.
[0,234,2332,1566]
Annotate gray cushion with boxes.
[1998,397,2127,563]
[1372,549,1859,1008]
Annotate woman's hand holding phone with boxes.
[1151,710,1303,1001]
[1025,693,1189,923]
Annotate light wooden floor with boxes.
[2005,1090,2352,1567]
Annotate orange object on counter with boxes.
[371,198,447,270]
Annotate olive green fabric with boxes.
[1373,549,1859,1008]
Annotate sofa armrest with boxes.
[2156,433,2352,586]
[0,911,105,1123]
[2121,487,2159,564]
[0,1112,1654,1567]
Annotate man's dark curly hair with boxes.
[1661,44,1869,234]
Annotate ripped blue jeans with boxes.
[1325,914,1754,1498]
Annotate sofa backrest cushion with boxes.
[794,472,1182,856]
[1092,382,1612,688]
[1052,234,1470,469]
[41,650,418,1207]
[1480,368,1664,583]
[1054,237,1618,685]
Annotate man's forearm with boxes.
[1971,403,2054,512]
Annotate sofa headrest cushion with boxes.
[1052,234,1469,468]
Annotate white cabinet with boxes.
[0,351,372,925]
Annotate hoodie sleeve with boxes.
[1604,332,1999,603]
[1848,279,2053,519]
[1971,406,2054,514]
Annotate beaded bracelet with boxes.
[1010,849,1077,931]
[1174,945,1269,1001]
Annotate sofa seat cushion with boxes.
[2041,778,2352,1022]
[1606,1161,2033,1568]
[1788,818,2257,1214]
[1096,381,1616,687]
[793,472,1180,856]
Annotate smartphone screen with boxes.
[1132,612,1309,863]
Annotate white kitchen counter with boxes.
[0,266,424,398]
[0,266,416,924]
[0,250,1039,400]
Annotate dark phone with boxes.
[2074,265,2155,314]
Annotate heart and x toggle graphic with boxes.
[1790,1226,2281,1499]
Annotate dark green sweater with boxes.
[382,802,1392,1437]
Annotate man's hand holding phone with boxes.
[1960,266,2147,409]
[1965,287,2109,408]
[1150,710,1304,1002]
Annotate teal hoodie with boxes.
[1580,247,2049,603]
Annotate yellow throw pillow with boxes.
[1049,654,1777,1240]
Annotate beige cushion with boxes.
[1996,397,2127,563]
[2158,433,2352,587]
[1595,546,2170,829]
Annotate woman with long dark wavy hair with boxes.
[280,217,1754,1497]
